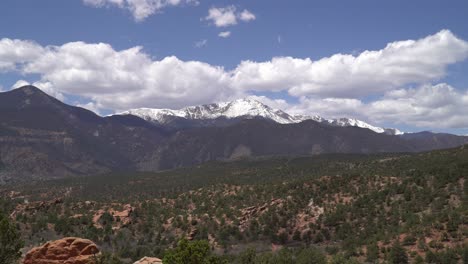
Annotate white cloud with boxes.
[239,9,256,22]
[77,101,104,114]
[367,83,468,128]
[205,6,238,27]
[6,40,236,110]
[218,31,231,38]
[232,30,468,97]
[205,6,256,27]
[11,80,31,89]
[10,79,66,101]
[83,0,198,22]
[1,30,468,129]
[194,39,207,48]
[31,80,66,101]
[288,84,468,129]
[0,38,44,71]
[288,97,364,119]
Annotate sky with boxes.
[0,0,468,134]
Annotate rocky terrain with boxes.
[23,237,100,264]
[1,146,467,263]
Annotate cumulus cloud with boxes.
[232,30,468,97]
[218,31,231,38]
[367,84,468,128]
[288,97,364,119]
[1,30,468,129]
[83,0,198,21]
[205,6,256,27]
[239,9,256,22]
[205,6,237,27]
[1,40,237,110]
[288,84,468,129]
[10,79,66,101]
[11,80,31,89]
[77,101,104,114]
[0,38,44,71]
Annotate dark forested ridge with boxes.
[1,86,468,182]
[1,145,467,263]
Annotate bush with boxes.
[163,239,225,264]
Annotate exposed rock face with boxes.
[133,256,163,264]
[10,198,63,219]
[23,237,100,264]
[238,198,283,232]
[92,204,134,230]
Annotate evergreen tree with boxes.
[366,242,379,262]
[388,241,408,264]
[163,239,225,264]
[295,247,327,264]
[0,213,24,264]
[413,255,424,264]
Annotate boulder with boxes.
[133,256,163,264]
[23,237,100,264]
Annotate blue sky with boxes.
[1,0,468,134]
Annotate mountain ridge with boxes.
[1,85,467,181]
[119,98,403,135]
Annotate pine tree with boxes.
[0,213,24,264]
[389,241,408,264]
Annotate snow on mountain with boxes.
[292,114,325,123]
[118,98,404,135]
[327,118,385,133]
[121,99,298,124]
[383,128,404,136]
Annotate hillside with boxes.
[1,146,467,263]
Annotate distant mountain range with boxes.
[0,85,467,181]
[120,98,403,135]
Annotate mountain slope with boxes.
[0,86,165,181]
[149,119,414,170]
[1,86,467,180]
[401,131,468,151]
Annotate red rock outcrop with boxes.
[92,204,134,230]
[23,237,100,264]
[133,256,163,264]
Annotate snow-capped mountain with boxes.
[121,99,299,124]
[326,118,403,135]
[119,98,404,135]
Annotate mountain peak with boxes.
[10,85,51,98]
[118,98,404,135]
[0,85,60,109]
[228,98,268,107]
[16,84,42,93]
[121,98,298,125]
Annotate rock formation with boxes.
[133,256,163,264]
[23,237,100,264]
